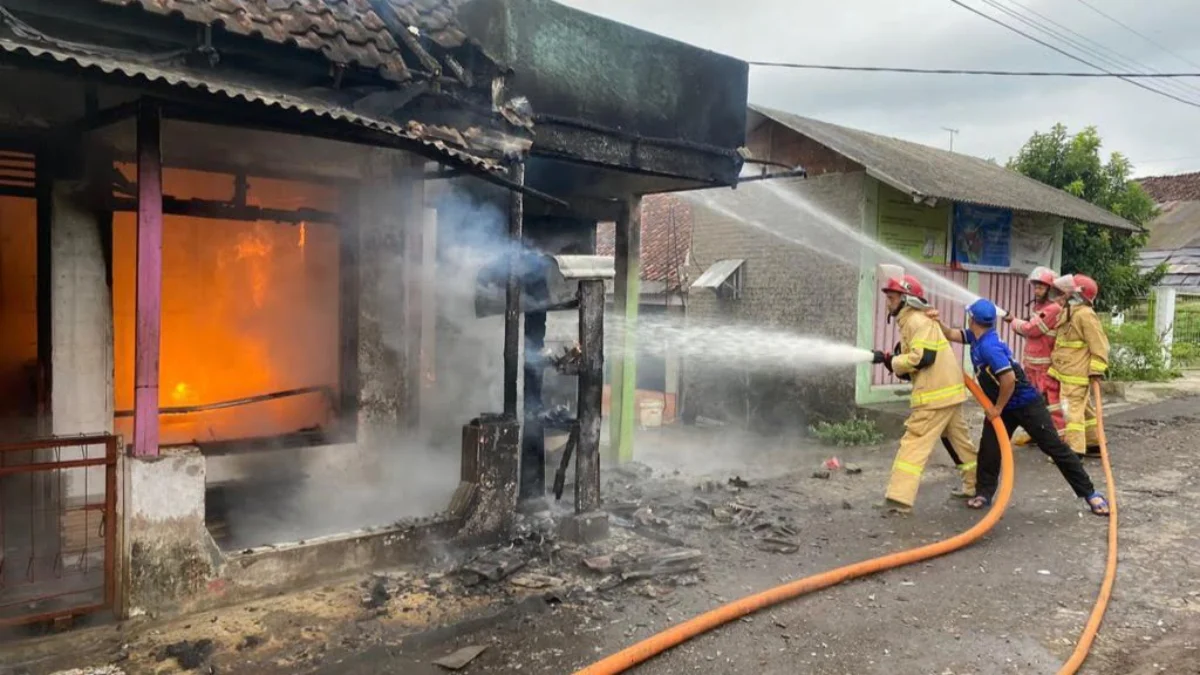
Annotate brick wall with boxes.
[746,120,864,177]
[683,172,866,431]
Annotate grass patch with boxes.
[810,417,885,447]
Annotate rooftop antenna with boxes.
[942,127,960,152]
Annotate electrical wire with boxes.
[747,62,1200,77]
[948,0,1200,110]
[975,0,1200,105]
[1073,0,1200,71]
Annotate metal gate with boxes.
[0,435,117,626]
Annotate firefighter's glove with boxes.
[872,350,895,373]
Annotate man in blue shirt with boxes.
[930,299,1108,516]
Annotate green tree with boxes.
[1007,123,1161,311]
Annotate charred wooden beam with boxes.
[503,161,524,418]
[519,276,549,502]
[133,100,163,458]
[34,148,52,431]
[576,279,605,514]
[103,196,335,224]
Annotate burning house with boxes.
[0,0,746,625]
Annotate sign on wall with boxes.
[877,186,949,265]
[952,203,1012,272]
[1010,212,1059,273]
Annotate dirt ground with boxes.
[6,395,1200,675]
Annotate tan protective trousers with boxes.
[886,405,978,507]
[1060,382,1099,455]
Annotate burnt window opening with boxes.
[108,165,351,451]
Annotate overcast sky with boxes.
[556,0,1200,178]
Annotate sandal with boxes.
[966,495,991,510]
[1086,493,1110,517]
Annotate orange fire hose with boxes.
[576,375,1120,675]
[1056,380,1118,675]
[574,375,1014,675]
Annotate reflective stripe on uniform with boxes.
[1067,422,1086,432]
[912,338,951,351]
[1035,319,1054,335]
[911,383,966,406]
[1090,360,1108,372]
[1049,367,1089,386]
[893,460,923,476]
[1046,403,1063,412]
[1085,419,1098,428]
[1057,339,1086,349]
[1025,356,1052,365]
[957,462,978,472]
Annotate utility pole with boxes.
[941,127,959,152]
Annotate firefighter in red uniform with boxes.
[1003,266,1066,442]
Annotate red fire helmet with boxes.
[1027,266,1058,288]
[881,274,926,301]
[1073,274,1099,304]
[1052,274,1078,296]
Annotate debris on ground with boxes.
[156,639,215,671]
[362,577,391,609]
[49,668,127,675]
[433,645,489,670]
[824,457,842,470]
[728,476,750,489]
[812,470,831,480]
[621,548,704,581]
[845,463,863,474]
[236,634,265,652]
[509,573,564,589]
[461,550,528,585]
[757,537,800,554]
[632,505,670,529]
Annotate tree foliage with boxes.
[1007,123,1161,311]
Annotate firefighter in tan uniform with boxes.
[871,274,978,513]
[1049,274,1110,458]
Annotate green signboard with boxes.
[877,185,949,265]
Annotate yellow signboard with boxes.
[877,185,949,265]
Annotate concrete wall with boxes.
[683,172,866,430]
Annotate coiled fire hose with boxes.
[576,375,1117,675]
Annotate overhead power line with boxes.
[976,0,1200,104]
[747,62,1200,77]
[947,0,1200,110]
[1072,0,1200,71]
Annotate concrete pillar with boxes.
[1154,286,1177,367]
[51,183,115,506]
[50,184,114,438]
[608,195,641,463]
[123,447,220,617]
[356,150,418,449]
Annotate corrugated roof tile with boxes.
[97,0,474,81]
[0,34,502,172]
[751,104,1137,231]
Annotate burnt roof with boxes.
[98,0,479,82]
[0,32,505,172]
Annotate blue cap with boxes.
[967,298,997,326]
